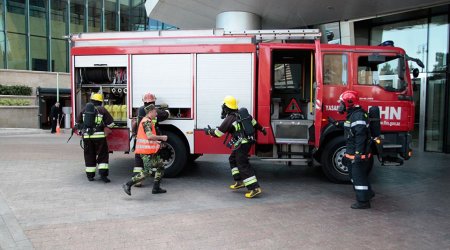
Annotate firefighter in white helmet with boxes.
[131,92,170,186]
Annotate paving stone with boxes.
[0,132,450,249]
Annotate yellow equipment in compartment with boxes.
[104,104,126,122]
[120,105,127,121]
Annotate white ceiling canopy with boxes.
[145,0,449,29]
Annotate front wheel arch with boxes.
[158,129,189,177]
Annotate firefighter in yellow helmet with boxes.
[205,96,267,198]
[76,92,114,182]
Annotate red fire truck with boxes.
[70,29,422,182]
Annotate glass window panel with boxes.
[148,18,177,31]
[323,54,347,85]
[0,32,5,68]
[70,0,85,33]
[371,19,428,72]
[424,15,448,152]
[30,36,47,71]
[105,0,117,31]
[357,55,405,91]
[425,73,446,152]
[88,0,101,32]
[428,15,448,73]
[319,22,341,44]
[29,0,47,36]
[0,2,4,68]
[6,32,26,69]
[6,0,25,33]
[273,63,301,89]
[52,38,66,72]
[119,0,129,31]
[129,0,146,31]
[1,0,4,31]
[51,0,67,38]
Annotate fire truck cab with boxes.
[70,29,421,183]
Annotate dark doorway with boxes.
[37,87,71,129]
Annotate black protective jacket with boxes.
[344,107,369,155]
[50,105,62,119]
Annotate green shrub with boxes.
[0,99,31,106]
[0,84,33,96]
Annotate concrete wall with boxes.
[0,106,39,128]
[0,69,70,95]
[0,70,70,128]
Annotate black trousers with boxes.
[349,159,372,202]
[50,117,57,133]
[229,143,260,190]
[83,138,109,178]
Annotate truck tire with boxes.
[158,130,188,177]
[320,137,374,183]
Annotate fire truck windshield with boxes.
[357,55,406,92]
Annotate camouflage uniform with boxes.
[131,119,165,183]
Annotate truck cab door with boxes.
[314,40,324,148]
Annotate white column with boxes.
[339,21,355,45]
[216,11,261,32]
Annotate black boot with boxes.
[152,181,166,194]
[87,177,95,181]
[122,181,134,196]
[101,176,111,183]
[351,201,371,209]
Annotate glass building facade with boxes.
[0,0,174,73]
[354,5,450,153]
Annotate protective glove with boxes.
[261,127,267,136]
[204,125,212,135]
[159,103,169,109]
[327,116,339,127]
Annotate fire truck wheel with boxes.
[321,137,374,183]
[160,130,187,177]
[320,137,350,183]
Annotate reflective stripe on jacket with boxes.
[82,113,104,139]
[135,117,160,154]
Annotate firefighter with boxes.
[76,93,115,183]
[123,104,168,196]
[338,90,375,209]
[205,96,267,198]
[132,92,169,187]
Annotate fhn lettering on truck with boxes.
[325,105,402,126]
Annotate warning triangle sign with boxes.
[284,98,302,113]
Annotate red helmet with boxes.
[142,92,156,103]
[339,90,360,108]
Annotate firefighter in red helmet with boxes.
[338,90,375,209]
[131,92,169,187]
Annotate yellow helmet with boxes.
[91,93,104,102]
[223,95,238,110]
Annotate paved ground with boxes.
[0,131,449,250]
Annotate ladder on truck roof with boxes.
[225,29,321,41]
[68,29,321,47]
